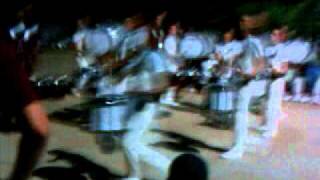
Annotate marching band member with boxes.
[114,14,171,180]
[160,22,182,106]
[214,28,243,72]
[10,3,40,77]
[299,42,320,104]
[311,77,320,104]
[282,36,312,102]
[259,26,289,138]
[71,15,112,96]
[221,23,266,159]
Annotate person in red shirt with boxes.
[0,29,49,180]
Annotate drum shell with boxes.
[208,84,236,112]
[89,102,129,132]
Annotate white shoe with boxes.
[311,96,320,105]
[291,94,302,102]
[283,95,292,101]
[255,125,269,132]
[189,88,197,93]
[300,95,312,103]
[246,135,264,145]
[262,129,278,138]
[71,88,82,97]
[220,147,244,159]
[161,98,180,107]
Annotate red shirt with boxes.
[0,40,38,117]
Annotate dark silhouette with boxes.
[167,153,209,180]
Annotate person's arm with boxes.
[23,101,49,136]
[1,43,49,180]
[9,100,49,180]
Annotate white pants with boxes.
[292,77,305,95]
[122,103,170,177]
[263,78,285,130]
[233,80,267,147]
[233,78,284,146]
[284,69,306,96]
[312,77,320,96]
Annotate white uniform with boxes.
[260,42,289,136]
[312,77,320,104]
[122,50,171,179]
[216,40,243,63]
[72,28,113,91]
[160,35,181,106]
[207,40,243,78]
[221,35,267,159]
[282,40,312,102]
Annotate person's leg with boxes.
[291,76,306,102]
[312,77,320,104]
[283,69,296,101]
[122,103,169,179]
[136,104,170,174]
[221,82,252,159]
[160,86,179,106]
[9,102,49,180]
[261,78,284,138]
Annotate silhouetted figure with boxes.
[167,153,209,180]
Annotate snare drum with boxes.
[90,76,130,132]
[209,82,236,112]
[90,100,129,132]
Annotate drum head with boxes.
[200,34,215,56]
[84,29,112,56]
[284,40,311,64]
[164,35,178,57]
[179,34,205,59]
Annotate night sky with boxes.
[1,0,304,27]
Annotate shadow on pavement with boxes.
[33,149,124,180]
[152,130,226,153]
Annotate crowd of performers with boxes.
[7,7,320,180]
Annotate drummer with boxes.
[213,27,243,73]
[115,13,171,180]
[160,21,183,106]
[220,20,267,159]
[282,36,313,103]
[201,27,243,108]
[259,25,290,138]
[71,15,97,96]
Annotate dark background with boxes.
[3,0,319,38]
[2,0,303,25]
